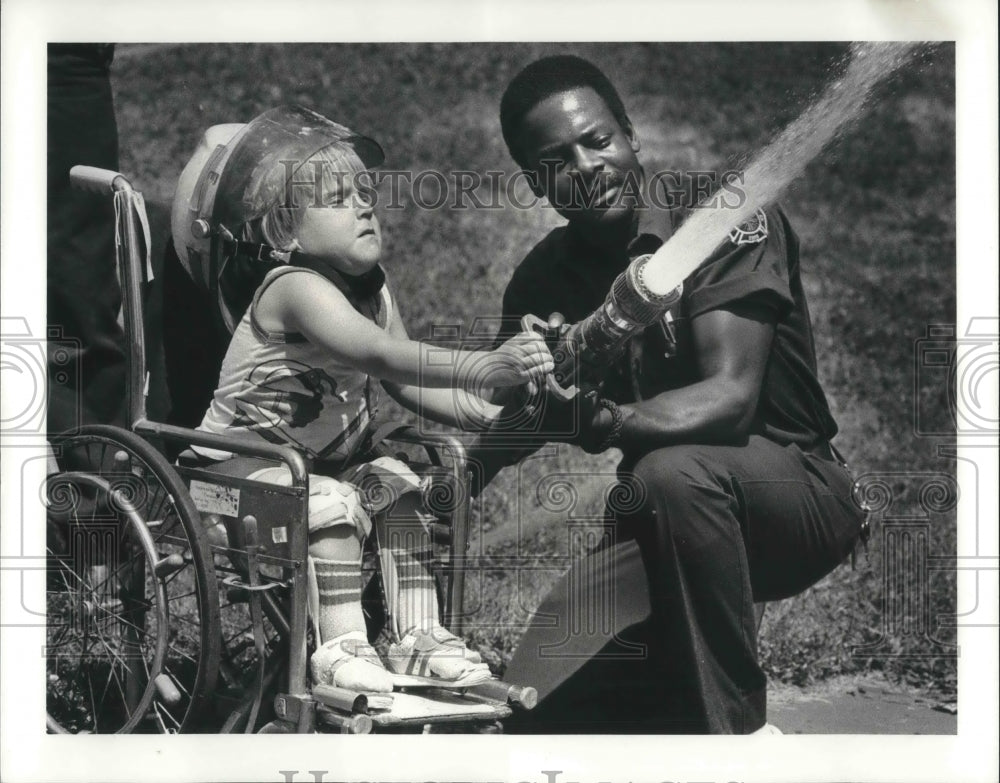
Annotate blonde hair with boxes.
[239,142,369,253]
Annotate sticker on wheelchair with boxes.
[189,480,240,517]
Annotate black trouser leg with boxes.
[47,46,127,436]
[621,437,864,733]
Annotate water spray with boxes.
[528,42,922,400]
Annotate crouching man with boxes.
[482,55,867,733]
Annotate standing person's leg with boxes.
[621,436,865,733]
[47,44,128,436]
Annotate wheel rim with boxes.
[46,426,219,733]
[45,472,168,733]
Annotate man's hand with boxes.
[524,385,617,453]
[574,390,626,454]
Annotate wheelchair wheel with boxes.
[46,425,220,733]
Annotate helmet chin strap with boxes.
[289,253,386,300]
[216,235,387,327]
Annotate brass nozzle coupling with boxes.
[578,254,683,359]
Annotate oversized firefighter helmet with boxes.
[171,104,384,298]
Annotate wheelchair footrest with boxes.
[304,677,536,729]
[368,690,511,727]
[388,669,493,689]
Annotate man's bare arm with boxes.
[613,303,777,452]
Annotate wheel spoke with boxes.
[223,621,255,645]
[161,666,194,698]
[162,568,194,589]
[48,429,221,734]
[164,643,199,666]
[169,611,204,629]
[152,699,183,732]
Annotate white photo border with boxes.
[2,1,997,782]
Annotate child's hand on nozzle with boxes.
[488,331,555,388]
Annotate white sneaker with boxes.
[310,631,393,693]
[386,626,491,684]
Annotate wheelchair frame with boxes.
[44,166,534,734]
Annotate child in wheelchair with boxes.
[171,106,552,694]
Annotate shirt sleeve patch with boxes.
[728,208,769,246]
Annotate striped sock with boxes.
[312,556,366,642]
[386,525,438,637]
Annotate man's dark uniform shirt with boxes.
[497,203,839,454]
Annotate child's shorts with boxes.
[246,455,425,538]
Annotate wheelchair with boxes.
[44,167,535,734]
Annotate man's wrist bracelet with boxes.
[595,398,625,451]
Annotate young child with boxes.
[172,106,552,693]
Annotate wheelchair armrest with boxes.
[377,425,469,474]
[133,418,309,489]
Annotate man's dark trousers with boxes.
[506,435,864,733]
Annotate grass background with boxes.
[111,42,957,695]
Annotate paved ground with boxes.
[767,676,957,734]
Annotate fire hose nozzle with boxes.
[521,255,682,402]
[579,254,683,358]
